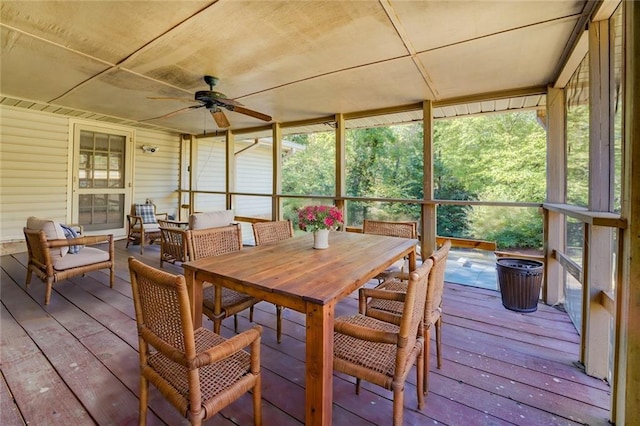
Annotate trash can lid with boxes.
[496,258,544,269]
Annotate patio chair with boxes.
[23,217,114,305]
[362,219,418,282]
[127,257,262,426]
[251,220,294,343]
[157,210,236,268]
[186,224,259,334]
[158,219,189,267]
[157,211,245,265]
[126,202,168,254]
[361,239,451,395]
[333,258,433,426]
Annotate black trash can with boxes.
[496,258,544,313]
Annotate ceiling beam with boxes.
[432,86,547,108]
[379,0,438,99]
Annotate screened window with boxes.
[281,128,336,196]
[344,123,423,225]
[566,53,590,207]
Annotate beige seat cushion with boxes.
[53,247,109,270]
[26,217,69,257]
[131,223,161,232]
[189,210,234,230]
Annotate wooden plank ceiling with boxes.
[0,1,587,134]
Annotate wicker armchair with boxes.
[362,239,451,395]
[158,219,189,267]
[24,217,114,305]
[186,224,259,334]
[127,257,262,425]
[251,220,294,343]
[333,258,433,426]
[157,210,236,268]
[362,219,418,282]
[126,203,168,254]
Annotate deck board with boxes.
[0,240,611,425]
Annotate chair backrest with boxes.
[252,220,294,246]
[127,257,200,403]
[397,258,433,366]
[132,203,158,224]
[362,219,417,239]
[425,239,451,325]
[186,224,242,260]
[26,217,69,257]
[159,226,189,262]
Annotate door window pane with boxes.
[79,194,125,231]
[79,130,126,189]
[77,129,127,231]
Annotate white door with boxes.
[71,123,132,234]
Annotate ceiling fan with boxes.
[146,75,272,128]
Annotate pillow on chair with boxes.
[26,217,69,257]
[60,224,83,254]
[135,204,157,224]
[189,210,234,230]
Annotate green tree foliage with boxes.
[434,155,475,238]
[345,125,424,223]
[565,105,590,207]
[282,131,335,196]
[434,112,546,248]
[434,112,546,203]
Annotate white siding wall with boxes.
[1,106,70,243]
[132,129,181,218]
[193,137,226,212]
[0,105,181,250]
[235,143,272,218]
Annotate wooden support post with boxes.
[582,19,614,378]
[335,113,346,226]
[272,123,282,220]
[226,130,235,209]
[545,87,566,305]
[615,2,640,423]
[422,100,436,258]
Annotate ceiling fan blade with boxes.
[147,96,199,104]
[211,108,231,128]
[140,105,203,122]
[214,97,243,107]
[230,105,272,122]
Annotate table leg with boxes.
[305,301,334,426]
[184,269,203,329]
[408,248,417,271]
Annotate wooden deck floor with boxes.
[1,240,610,425]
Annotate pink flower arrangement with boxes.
[297,205,344,232]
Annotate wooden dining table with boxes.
[182,231,418,426]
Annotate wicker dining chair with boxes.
[251,220,294,343]
[186,224,259,334]
[362,219,417,239]
[361,239,451,395]
[333,258,433,426]
[128,257,262,425]
[362,219,418,282]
